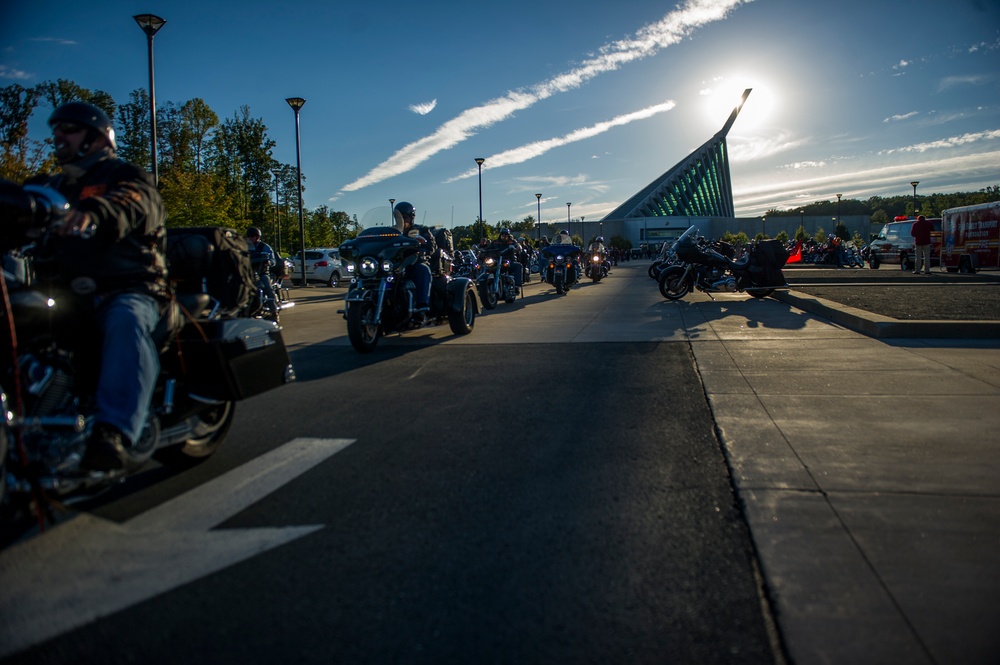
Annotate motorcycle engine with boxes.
[15,351,88,469]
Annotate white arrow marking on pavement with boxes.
[0,437,354,658]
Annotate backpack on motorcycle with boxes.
[430,226,454,275]
[748,239,790,286]
[166,227,257,316]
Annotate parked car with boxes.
[868,217,941,270]
[291,248,350,287]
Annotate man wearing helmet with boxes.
[392,201,435,311]
[486,228,524,288]
[541,229,582,282]
[24,101,168,473]
[246,226,278,309]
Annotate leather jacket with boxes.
[26,149,169,301]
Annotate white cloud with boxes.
[0,65,31,80]
[883,111,919,123]
[728,130,806,163]
[937,74,989,92]
[880,129,1000,154]
[337,0,752,194]
[409,100,437,115]
[443,101,676,183]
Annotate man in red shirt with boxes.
[910,214,933,274]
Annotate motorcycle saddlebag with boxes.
[177,318,294,400]
[749,240,790,286]
[166,227,257,317]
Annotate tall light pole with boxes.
[133,14,165,186]
[837,193,843,225]
[566,202,571,233]
[475,158,485,244]
[286,97,307,288]
[910,181,919,216]
[389,199,395,227]
[271,168,281,255]
[581,216,585,243]
[536,193,542,241]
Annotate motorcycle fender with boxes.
[447,277,481,313]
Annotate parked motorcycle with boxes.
[0,183,295,524]
[658,226,789,300]
[541,246,581,294]
[476,245,520,310]
[338,227,479,353]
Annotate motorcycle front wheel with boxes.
[658,267,689,300]
[479,282,498,310]
[347,300,382,353]
[747,287,775,299]
[449,289,476,335]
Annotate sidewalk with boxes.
[678,292,1000,664]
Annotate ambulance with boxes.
[941,201,1000,273]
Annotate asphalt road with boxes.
[1,265,779,664]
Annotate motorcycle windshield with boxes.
[339,228,419,264]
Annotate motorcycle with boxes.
[585,251,609,282]
[338,227,479,353]
[658,226,789,301]
[541,245,581,295]
[476,245,520,310]
[0,183,295,524]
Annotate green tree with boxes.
[115,89,151,170]
[0,84,55,181]
[794,225,809,242]
[159,169,236,228]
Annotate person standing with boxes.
[911,214,933,274]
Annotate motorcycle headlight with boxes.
[381,260,393,273]
[359,257,378,277]
[591,255,601,263]
[555,254,564,261]
[484,257,495,267]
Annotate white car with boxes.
[291,248,349,287]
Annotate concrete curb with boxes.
[773,289,1000,339]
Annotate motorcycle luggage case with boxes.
[178,318,293,400]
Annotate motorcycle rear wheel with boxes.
[658,268,689,300]
[747,288,775,299]
[347,300,382,353]
[157,401,235,465]
[449,289,476,335]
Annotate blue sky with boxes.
[3,0,998,229]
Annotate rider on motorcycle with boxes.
[246,226,278,305]
[23,101,168,473]
[541,229,582,281]
[392,201,435,311]
[486,228,523,288]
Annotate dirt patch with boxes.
[784,268,1000,321]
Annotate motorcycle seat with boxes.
[153,293,212,349]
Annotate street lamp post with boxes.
[286,97,307,288]
[133,14,166,186]
[536,193,542,241]
[910,181,919,216]
[475,158,485,244]
[389,199,395,227]
[837,193,842,225]
[271,169,281,255]
[566,203,571,239]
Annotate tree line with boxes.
[764,187,999,228]
[1,79,357,255]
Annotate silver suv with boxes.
[291,248,348,287]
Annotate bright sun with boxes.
[700,76,776,134]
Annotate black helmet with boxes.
[596,236,604,243]
[393,201,415,226]
[499,227,511,237]
[48,101,117,152]
[246,226,261,238]
[560,229,569,235]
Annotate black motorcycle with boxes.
[541,245,581,294]
[476,245,520,310]
[585,251,609,282]
[339,227,479,353]
[0,183,295,523]
[658,226,789,300]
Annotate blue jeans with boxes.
[93,292,161,445]
[407,263,432,307]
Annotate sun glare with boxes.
[700,76,776,134]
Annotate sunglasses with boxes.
[52,122,86,135]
